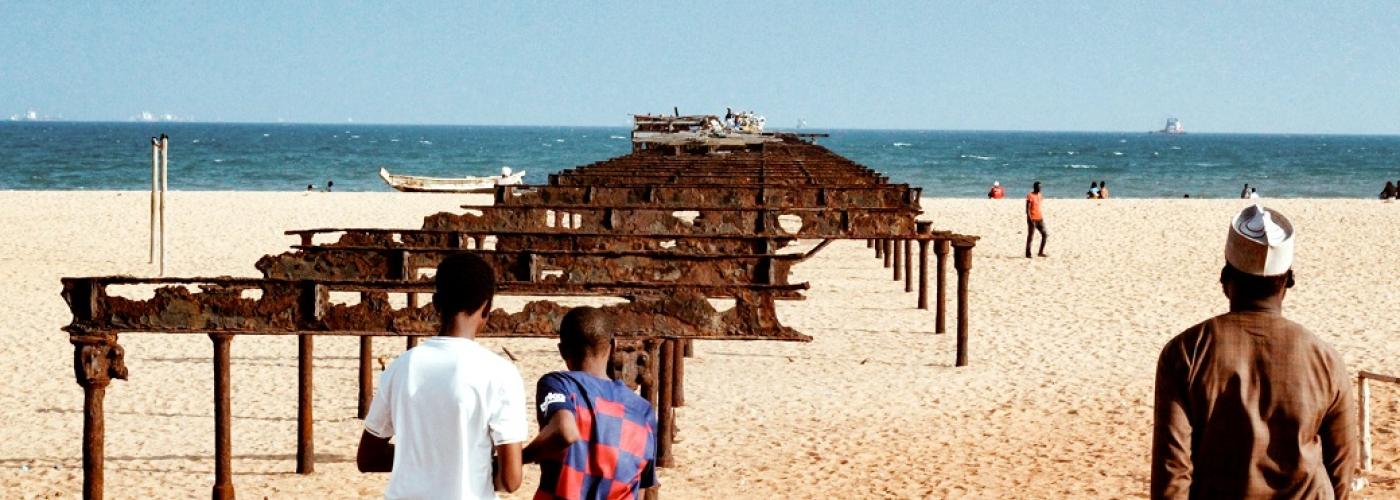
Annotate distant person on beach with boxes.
[1151,205,1355,499]
[1248,187,1260,199]
[1240,184,1250,199]
[306,184,314,192]
[326,180,334,192]
[358,253,527,497]
[1025,181,1048,258]
[988,181,1005,199]
[1087,181,1099,199]
[524,306,658,500]
[1098,181,1110,199]
[1381,181,1396,200]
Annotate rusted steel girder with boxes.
[60,277,807,340]
[431,206,921,238]
[497,184,921,210]
[256,247,804,291]
[288,228,798,254]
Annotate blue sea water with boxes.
[2,122,1398,198]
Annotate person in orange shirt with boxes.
[1025,181,1048,258]
[1099,180,1110,199]
[987,181,1005,199]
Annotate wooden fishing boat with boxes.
[378,166,525,193]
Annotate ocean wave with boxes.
[892,142,912,147]
[960,154,995,160]
[610,135,627,139]
[555,139,565,143]
[1112,151,1124,156]
[419,140,432,145]
[1065,164,1097,169]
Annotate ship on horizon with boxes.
[1155,117,1185,135]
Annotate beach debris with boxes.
[59,113,980,500]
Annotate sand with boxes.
[1,191,1397,499]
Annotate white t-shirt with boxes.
[364,336,528,500]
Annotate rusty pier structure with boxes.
[61,114,978,499]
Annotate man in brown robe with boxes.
[1152,205,1356,499]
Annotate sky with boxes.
[2,2,1398,134]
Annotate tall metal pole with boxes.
[158,134,169,277]
[210,333,235,499]
[149,138,158,264]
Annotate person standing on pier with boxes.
[357,253,528,498]
[1025,181,1048,258]
[1151,205,1355,499]
[525,306,659,500]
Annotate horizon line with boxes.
[5,118,1400,138]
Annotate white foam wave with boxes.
[1112,151,1123,156]
[609,135,626,139]
[1065,164,1096,169]
[892,142,912,147]
[419,140,432,145]
[960,154,995,160]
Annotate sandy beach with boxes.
[1,191,1397,499]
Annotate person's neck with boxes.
[1229,296,1284,315]
[438,314,481,339]
[576,356,610,380]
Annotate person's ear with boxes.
[477,300,491,322]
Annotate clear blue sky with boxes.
[3,2,1397,134]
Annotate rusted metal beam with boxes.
[61,278,810,341]
[211,333,235,500]
[297,334,313,474]
[954,244,973,367]
[935,239,949,334]
[499,184,920,209]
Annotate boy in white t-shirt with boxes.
[357,253,527,499]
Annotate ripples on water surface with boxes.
[2,122,1397,198]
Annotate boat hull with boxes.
[379,167,525,193]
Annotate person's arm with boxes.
[357,431,394,472]
[493,442,523,493]
[488,364,529,493]
[639,406,660,490]
[1025,198,1032,217]
[1150,340,1193,500]
[358,361,397,473]
[524,409,580,464]
[1319,362,1357,498]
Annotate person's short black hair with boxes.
[558,306,612,359]
[1220,263,1293,302]
[1033,181,1042,189]
[433,253,496,318]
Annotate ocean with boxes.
[2,122,1398,198]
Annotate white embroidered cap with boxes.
[1225,204,1295,276]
